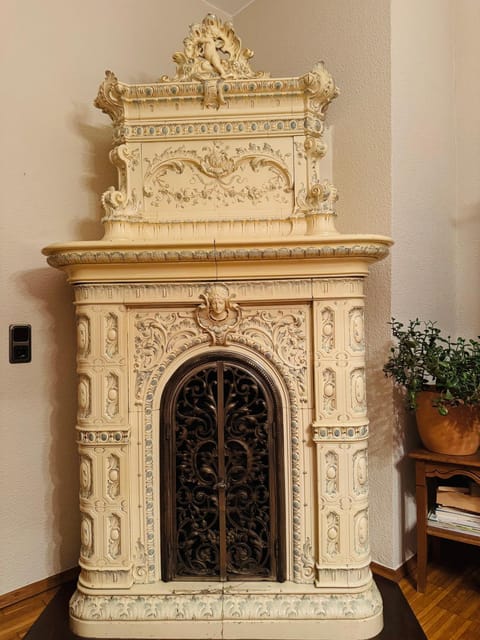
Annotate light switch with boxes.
[9,324,31,363]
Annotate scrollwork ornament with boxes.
[301,537,315,579]
[94,70,126,124]
[195,283,241,345]
[301,61,339,118]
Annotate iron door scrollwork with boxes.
[161,356,284,582]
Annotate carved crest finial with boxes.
[162,14,268,82]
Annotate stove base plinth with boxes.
[70,579,383,640]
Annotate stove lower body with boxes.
[70,578,383,639]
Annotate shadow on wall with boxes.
[69,103,117,242]
[365,310,418,565]
[19,266,79,572]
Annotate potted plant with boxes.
[383,319,480,455]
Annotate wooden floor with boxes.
[1,541,479,640]
[399,541,480,640]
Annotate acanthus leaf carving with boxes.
[236,309,308,403]
[134,312,203,400]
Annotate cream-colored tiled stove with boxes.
[44,15,391,640]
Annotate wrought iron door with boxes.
[161,356,284,582]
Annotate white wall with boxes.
[454,0,480,338]
[235,0,397,568]
[0,0,229,595]
[390,0,459,567]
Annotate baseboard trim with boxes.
[0,566,79,610]
[371,556,416,583]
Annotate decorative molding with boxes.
[312,424,369,441]
[45,242,391,269]
[77,430,129,445]
[70,581,382,622]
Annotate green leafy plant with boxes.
[383,319,480,415]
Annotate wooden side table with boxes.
[409,449,480,592]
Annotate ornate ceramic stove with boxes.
[43,15,391,640]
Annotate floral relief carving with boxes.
[105,313,119,358]
[353,450,368,496]
[105,373,119,419]
[107,514,121,560]
[78,375,91,420]
[320,307,335,352]
[325,451,338,496]
[326,511,340,556]
[349,307,365,352]
[195,284,241,345]
[323,369,337,415]
[79,456,93,500]
[106,454,120,500]
[354,510,369,555]
[80,514,94,559]
[350,368,367,414]
[77,315,90,359]
[143,142,292,210]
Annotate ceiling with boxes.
[204,0,256,17]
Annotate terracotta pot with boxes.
[415,391,480,455]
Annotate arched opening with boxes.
[160,352,286,582]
